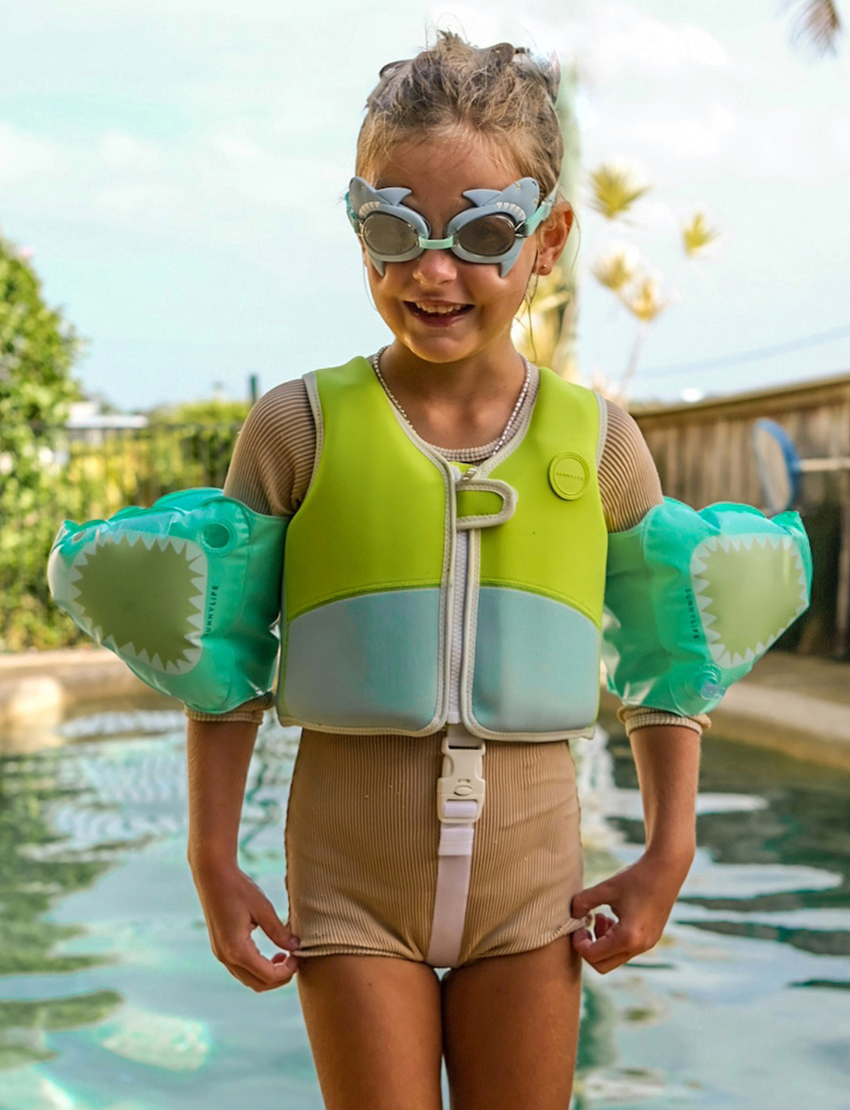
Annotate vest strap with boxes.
[426,727,486,968]
[455,477,518,531]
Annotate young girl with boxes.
[186,34,703,1110]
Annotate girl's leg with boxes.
[440,936,582,1110]
[297,954,444,1110]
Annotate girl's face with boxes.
[361,133,567,369]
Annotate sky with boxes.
[2,0,849,411]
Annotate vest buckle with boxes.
[436,730,486,824]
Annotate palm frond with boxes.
[591,250,636,291]
[785,0,842,55]
[622,277,666,323]
[588,166,652,220]
[682,212,720,257]
[513,270,579,378]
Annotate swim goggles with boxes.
[345,176,557,276]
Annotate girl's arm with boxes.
[571,723,700,974]
[184,382,313,987]
[187,718,300,990]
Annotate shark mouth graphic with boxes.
[690,532,809,671]
[64,529,208,675]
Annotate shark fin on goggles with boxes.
[47,488,289,713]
[602,498,812,717]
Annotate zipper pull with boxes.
[460,466,478,483]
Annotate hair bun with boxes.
[488,42,517,66]
[379,58,408,80]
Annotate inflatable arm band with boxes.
[47,489,289,713]
[602,498,812,717]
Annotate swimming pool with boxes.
[1,711,848,1109]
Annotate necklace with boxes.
[368,346,532,462]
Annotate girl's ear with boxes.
[535,202,574,275]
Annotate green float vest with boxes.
[276,356,607,740]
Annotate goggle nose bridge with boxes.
[417,235,456,250]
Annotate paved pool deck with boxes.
[2,647,850,767]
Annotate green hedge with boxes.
[0,423,244,652]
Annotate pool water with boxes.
[1,712,848,1110]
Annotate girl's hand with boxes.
[191,859,301,991]
[570,847,692,975]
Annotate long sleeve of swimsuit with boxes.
[185,369,710,736]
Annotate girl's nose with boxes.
[411,246,459,285]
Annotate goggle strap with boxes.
[344,191,359,231]
[523,196,555,236]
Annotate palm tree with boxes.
[512,62,582,381]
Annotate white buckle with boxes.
[436,734,486,824]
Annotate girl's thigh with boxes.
[297,954,444,1110]
[441,936,582,1110]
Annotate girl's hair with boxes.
[355,32,564,196]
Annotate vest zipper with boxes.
[447,466,470,725]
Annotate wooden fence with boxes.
[630,371,850,659]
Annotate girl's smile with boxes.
[405,300,473,325]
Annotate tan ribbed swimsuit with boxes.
[188,362,708,967]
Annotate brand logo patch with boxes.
[548,453,589,500]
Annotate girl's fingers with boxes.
[584,956,626,976]
[573,921,639,973]
[211,919,300,991]
[230,947,300,991]
[570,912,617,952]
[574,915,663,975]
[594,913,617,938]
[271,950,297,965]
[252,898,301,952]
[201,870,301,990]
[571,882,616,921]
[228,966,275,992]
[573,926,620,961]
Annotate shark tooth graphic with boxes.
[690,531,809,670]
[69,531,208,674]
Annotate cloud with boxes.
[607,104,737,163]
[0,111,347,258]
[579,2,729,78]
[98,131,165,173]
[0,123,65,183]
[422,0,731,83]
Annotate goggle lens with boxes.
[362,213,419,256]
[456,214,518,257]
